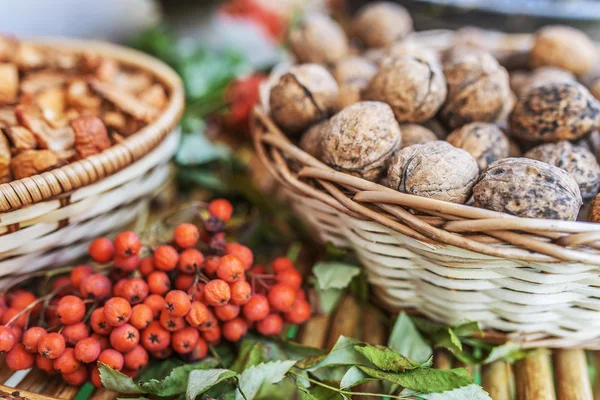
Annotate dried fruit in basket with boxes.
[399,124,437,149]
[288,13,348,65]
[332,56,377,110]
[531,25,597,75]
[446,122,510,171]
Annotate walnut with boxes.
[509,82,600,142]
[384,41,440,66]
[524,141,600,201]
[91,80,159,123]
[0,64,18,104]
[508,137,522,158]
[0,131,10,183]
[4,126,37,150]
[332,56,377,109]
[441,53,511,129]
[387,141,479,203]
[473,158,582,220]
[11,149,60,179]
[446,122,510,171]
[352,2,412,48]
[71,116,111,159]
[399,124,437,149]
[320,101,401,181]
[299,120,328,159]
[531,25,597,75]
[590,194,600,223]
[15,105,74,151]
[363,55,446,124]
[511,67,575,98]
[269,64,338,135]
[289,13,349,65]
[576,130,600,162]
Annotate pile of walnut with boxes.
[266,1,600,223]
[0,37,168,182]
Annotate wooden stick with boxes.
[482,360,512,400]
[0,384,60,400]
[434,349,452,370]
[326,294,360,349]
[553,349,593,400]
[514,350,556,400]
[356,307,387,399]
[297,314,330,348]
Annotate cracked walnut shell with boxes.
[387,141,479,203]
[473,158,582,220]
[531,25,597,75]
[446,122,510,171]
[509,82,600,142]
[524,141,600,201]
[289,14,349,65]
[320,101,401,181]
[352,2,413,48]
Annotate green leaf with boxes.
[137,358,186,382]
[303,336,372,370]
[176,130,232,166]
[186,369,237,400]
[313,262,361,290]
[231,340,267,373]
[276,339,327,361]
[139,361,219,396]
[316,287,344,314]
[453,322,483,337]
[358,366,473,393]
[98,363,142,394]
[431,328,463,355]
[340,366,376,389]
[297,380,345,400]
[354,345,425,372]
[420,384,492,399]
[483,342,531,364]
[235,360,296,400]
[388,313,433,364]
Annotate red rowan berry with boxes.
[178,249,204,274]
[89,238,114,263]
[90,308,112,335]
[36,354,56,374]
[276,268,302,289]
[284,299,311,324]
[268,284,296,312]
[201,325,221,344]
[229,281,251,306]
[91,333,109,351]
[272,257,294,273]
[188,283,205,302]
[56,295,86,325]
[113,279,127,298]
[250,265,266,275]
[53,348,80,374]
[174,223,200,249]
[122,368,139,378]
[147,271,171,295]
[222,318,248,342]
[114,231,141,257]
[185,302,209,328]
[0,326,15,353]
[90,365,102,387]
[226,243,253,270]
[217,255,245,283]
[174,273,195,291]
[172,327,200,354]
[38,332,66,359]
[243,294,270,321]
[80,274,112,300]
[214,304,240,321]
[256,314,283,336]
[150,347,173,359]
[139,257,155,277]
[165,290,191,317]
[143,294,165,319]
[124,344,148,371]
[110,323,140,353]
[153,245,179,271]
[62,363,88,386]
[121,278,149,305]
[7,326,22,342]
[140,321,170,352]
[208,199,233,222]
[296,289,307,302]
[6,344,34,370]
[197,309,217,332]
[10,290,36,310]
[52,276,73,296]
[114,254,140,272]
[203,256,220,276]
[204,279,230,306]
[130,304,153,330]
[159,310,185,332]
[104,297,132,326]
[62,322,89,346]
[74,336,101,363]
[98,348,124,370]
[2,308,27,327]
[0,306,6,322]
[188,337,208,361]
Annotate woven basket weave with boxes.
[253,30,600,349]
[0,38,184,274]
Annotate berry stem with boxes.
[6,283,70,327]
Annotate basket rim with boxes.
[0,37,185,213]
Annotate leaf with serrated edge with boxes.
[139,362,219,396]
[99,362,143,394]
[313,262,361,290]
[483,342,531,364]
[388,313,432,364]
[306,336,373,371]
[453,322,483,337]
[186,369,237,400]
[235,360,296,400]
[230,340,266,372]
[421,384,492,400]
[340,366,376,389]
[358,366,473,393]
[354,345,423,372]
[431,328,463,355]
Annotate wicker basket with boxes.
[0,38,184,275]
[253,30,600,349]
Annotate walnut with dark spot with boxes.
[511,67,575,98]
[531,25,597,75]
[441,53,511,129]
[269,64,338,136]
[320,101,401,181]
[509,82,600,142]
[446,122,509,171]
[363,55,446,124]
[387,141,479,203]
[289,14,349,65]
[524,141,600,201]
[473,158,582,220]
[352,2,413,48]
[332,56,377,110]
[399,124,437,148]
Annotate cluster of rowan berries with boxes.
[0,199,311,387]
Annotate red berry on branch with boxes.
[90,365,102,387]
[185,302,210,328]
[6,344,35,370]
[89,238,114,263]
[143,294,165,319]
[203,256,221,276]
[174,223,200,249]
[150,347,173,360]
[204,279,231,306]
[74,336,101,363]
[188,337,208,361]
[130,304,153,330]
[178,249,204,274]
[22,327,46,353]
[36,354,56,374]
[0,326,15,353]
[164,290,191,317]
[62,322,89,346]
[222,317,248,342]
[276,268,302,289]
[103,297,132,327]
[208,199,233,223]
[10,290,36,310]
[114,254,140,272]
[62,363,88,385]
[90,308,112,335]
[272,257,294,273]
[159,310,185,332]
[80,274,112,300]
[110,323,140,353]
[114,231,141,257]
[256,314,283,336]
[175,273,195,291]
[284,299,311,324]
[53,348,80,374]
[217,255,245,283]
[2,308,27,328]
[38,333,66,359]
[98,348,124,371]
[140,321,170,352]
[201,324,221,344]
[121,278,149,305]
[139,257,155,277]
[229,281,251,306]
[172,327,200,354]
[243,294,270,321]
[57,295,86,325]
[124,344,148,371]
[225,243,254,270]
[268,284,296,312]
[147,271,171,296]
[214,304,240,322]
[153,245,179,271]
